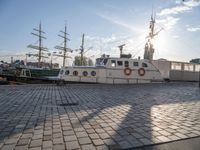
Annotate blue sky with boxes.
[0,0,200,65]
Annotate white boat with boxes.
[58,54,163,84]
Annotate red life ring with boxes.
[124,68,132,76]
[138,68,145,76]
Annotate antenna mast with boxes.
[27,22,48,67]
[118,44,125,58]
[55,24,72,67]
[143,11,161,60]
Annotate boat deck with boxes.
[0,83,200,150]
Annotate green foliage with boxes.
[74,56,94,66]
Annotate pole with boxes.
[38,22,42,67]
[199,70,200,87]
[80,34,84,66]
[63,25,67,67]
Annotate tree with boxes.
[88,58,94,66]
[74,56,87,66]
[73,56,94,66]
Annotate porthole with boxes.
[91,71,96,76]
[82,71,88,76]
[65,70,70,75]
[73,71,78,76]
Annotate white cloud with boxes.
[158,0,200,16]
[97,13,144,33]
[187,26,200,32]
[183,0,200,7]
[157,16,180,30]
[158,5,191,16]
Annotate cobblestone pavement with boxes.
[0,83,200,150]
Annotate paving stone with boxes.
[14,145,28,150]
[52,144,65,150]
[64,135,77,142]
[17,138,30,145]
[29,147,41,150]
[76,132,88,138]
[65,141,80,149]
[42,141,52,148]
[96,145,109,150]
[92,139,104,146]
[52,138,63,144]
[81,144,96,150]
[4,138,18,144]
[89,133,100,139]
[99,133,110,139]
[29,139,42,147]
[78,137,92,145]
[1,144,15,150]
[156,136,171,142]
[118,140,133,149]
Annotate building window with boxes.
[133,62,139,67]
[111,60,116,67]
[117,61,123,66]
[142,63,148,67]
[125,61,129,67]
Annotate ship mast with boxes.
[55,24,72,67]
[144,12,162,60]
[27,22,48,67]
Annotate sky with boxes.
[0,0,200,66]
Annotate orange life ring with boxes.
[124,68,132,76]
[138,68,145,76]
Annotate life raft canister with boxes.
[124,67,132,76]
[138,68,145,76]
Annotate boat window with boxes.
[142,63,148,67]
[117,61,123,66]
[195,65,200,72]
[73,71,78,76]
[82,71,88,76]
[133,62,139,67]
[91,71,96,76]
[111,60,116,67]
[125,61,129,67]
[65,70,70,75]
[171,62,181,70]
[26,70,30,77]
[96,58,108,66]
[60,70,64,75]
[184,64,193,71]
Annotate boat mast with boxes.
[118,44,125,58]
[27,22,48,67]
[55,24,72,67]
[144,12,162,60]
